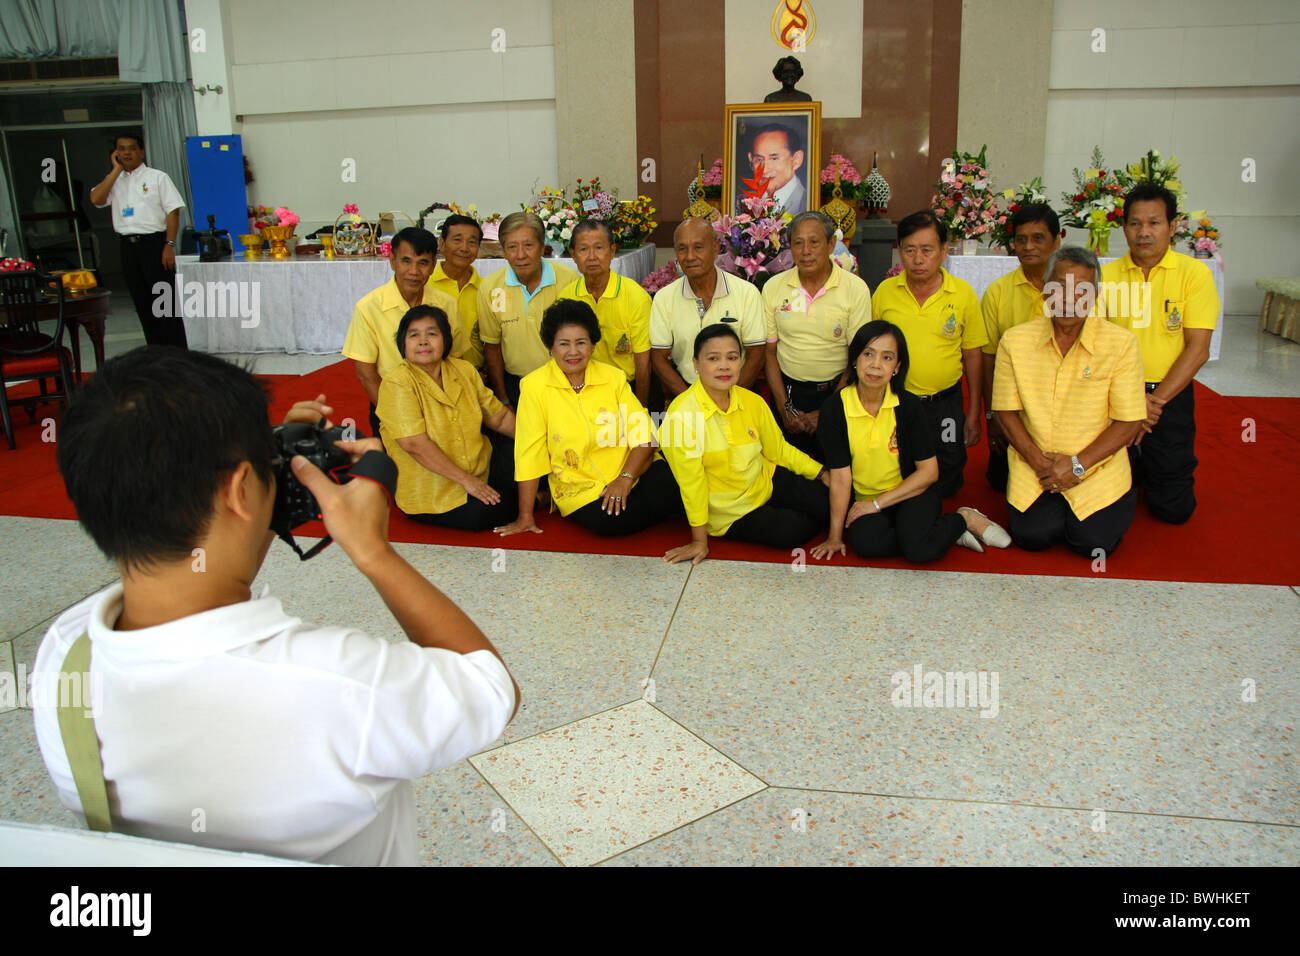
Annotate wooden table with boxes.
[39,288,110,379]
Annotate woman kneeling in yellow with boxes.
[377,305,517,530]
[662,324,830,565]
[497,299,681,537]
[811,320,1009,562]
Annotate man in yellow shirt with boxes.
[557,219,652,406]
[479,211,579,409]
[763,211,871,453]
[342,227,462,438]
[649,218,766,402]
[981,203,1060,491]
[993,247,1146,556]
[1101,183,1220,524]
[871,210,987,497]
[431,214,485,371]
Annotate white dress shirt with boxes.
[92,163,185,235]
[31,582,515,866]
[770,175,807,215]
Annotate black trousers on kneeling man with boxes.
[1008,486,1136,558]
[567,458,683,536]
[724,466,830,550]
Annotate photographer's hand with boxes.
[291,453,390,567]
[283,394,335,428]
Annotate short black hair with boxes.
[114,131,143,150]
[57,347,275,570]
[749,122,803,158]
[1011,202,1060,238]
[390,226,438,259]
[845,320,909,396]
[540,298,601,349]
[1122,182,1178,223]
[693,323,742,359]
[395,305,453,361]
[571,218,614,246]
[897,209,948,247]
[439,214,482,242]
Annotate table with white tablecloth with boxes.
[944,253,1225,361]
[179,245,657,354]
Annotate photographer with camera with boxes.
[30,347,519,866]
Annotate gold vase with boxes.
[239,233,264,259]
[320,235,335,259]
[259,225,296,258]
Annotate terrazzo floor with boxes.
[0,312,1296,866]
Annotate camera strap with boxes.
[57,633,112,833]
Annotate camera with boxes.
[269,419,397,560]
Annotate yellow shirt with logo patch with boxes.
[762,265,872,383]
[871,268,986,395]
[839,387,904,499]
[342,278,464,381]
[477,262,580,378]
[556,273,652,382]
[430,262,483,370]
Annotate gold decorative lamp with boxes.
[683,159,721,222]
[821,159,857,241]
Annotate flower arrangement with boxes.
[1189,215,1222,258]
[417,200,481,230]
[1061,147,1124,255]
[819,153,862,201]
[991,177,1053,253]
[0,257,36,272]
[641,260,680,294]
[930,145,1002,243]
[701,158,724,200]
[611,195,657,248]
[1115,148,1193,243]
[571,177,617,220]
[884,261,904,279]
[713,195,793,284]
[526,186,580,250]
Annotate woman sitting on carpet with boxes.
[496,299,682,537]
[810,321,1010,562]
[661,324,831,566]
[376,305,518,530]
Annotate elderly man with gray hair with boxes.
[761,210,872,450]
[479,211,579,409]
[991,246,1147,557]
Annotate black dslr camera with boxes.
[269,419,397,560]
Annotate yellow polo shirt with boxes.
[838,387,903,499]
[1100,248,1219,383]
[430,262,483,370]
[871,269,986,395]
[649,267,766,385]
[661,380,822,536]
[342,279,463,381]
[981,266,1048,356]
[556,273,652,382]
[993,314,1146,520]
[376,358,504,516]
[514,358,649,516]
[762,265,872,383]
[477,260,580,378]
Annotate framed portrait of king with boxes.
[723,102,821,217]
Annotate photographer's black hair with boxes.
[390,226,438,259]
[540,298,601,349]
[57,347,275,569]
[395,305,453,360]
[439,214,482,242]
[897,209,948,247]
[1011,202,1060,238]
[694,323,742,359]
[845,320,910,396]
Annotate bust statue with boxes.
[764,56,812,103]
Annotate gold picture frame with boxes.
[723,101,821,217]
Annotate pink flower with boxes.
[378,240,392,256]
[343,203,359,215]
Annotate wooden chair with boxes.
[0,271,76,449]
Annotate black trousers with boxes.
[368,402,382,446]
[566,458,683,536]
[845,486,966,563]
[1129,383,1197,524]
[724,466,830,549]
[913,384,965,498]
[986,428,1009,493]
[1008,486,1137,557]
[504,372,523,410]
[405,441,517,531]
[771,373,838,457]
[120,232,187,348]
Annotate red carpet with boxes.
[3,361,1297,585]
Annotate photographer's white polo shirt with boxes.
[31,582,515,867]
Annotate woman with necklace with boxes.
[811,321,1009,562]
[662,324,830,566]
[376,306,517,530]
[497,299,681,537]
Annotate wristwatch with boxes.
[165,240,176,247]
[619,471,634,481]
[984,410,994,420]
[1071,455,1085,477]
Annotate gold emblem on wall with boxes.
[772,0,815,50]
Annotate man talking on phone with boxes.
[89,132,188,348]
